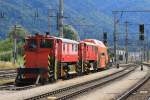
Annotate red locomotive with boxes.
[79,41,98,74]
[83,39,109,68]
[15,33,109,85]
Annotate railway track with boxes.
[25,64,137,100]
[0,69,35,91]
[117,65,150,100]
[0,69,16,79]
[0,64,133,91]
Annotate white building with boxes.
[116,49,126,63]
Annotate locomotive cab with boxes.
[83,39,109,69]
[15,34,55,86]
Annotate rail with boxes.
[117,64,150,100]
[0,64,135,91]
[0,69,16,79]
[25,64,137,100]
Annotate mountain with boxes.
[0,0,150,46]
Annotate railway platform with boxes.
[126,78,150,100]
[75,65,149,100]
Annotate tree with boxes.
[0,39,13,51]
[63,25,80,41]
[7,25,29,61]
[8,24,28,41]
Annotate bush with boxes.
[0,52,12,61]
[63,25,80,41]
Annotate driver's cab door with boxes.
[100,52,106,68]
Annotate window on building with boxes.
[119,55,123,61]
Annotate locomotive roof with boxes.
[56,37,79,44]
[93,39,106,48]
[86,42,97,46]
[84,39,106,48]
[25,34,79,44]
[81,41,97,46]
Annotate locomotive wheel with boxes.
[76,63,82,76]
[58,63,62,79]
[63,65,70,80]
[15,74,25,86]
[84,63,90,75]
[40,77,46,85]
[87,63,91,73]
[83,63,87,74]
[15,77,22,86]
[48,70,55,82]
[93,61,98,72]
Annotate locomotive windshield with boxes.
[27,39,37,49]
[40,39,53,48]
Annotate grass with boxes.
[0,79,15,85]
[0,55,24,70]
[16,56,24,67]
[0,61,18,70]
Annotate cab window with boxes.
[72,44,74,51]
[40,39,53,48]
[72,44,77,52]
[75,44,78,51]
[28,39,37,49]
[63,43,65,51]
[67,43,69,52]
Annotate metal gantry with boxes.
[112,10,150,65]
[113,12,118,67]
[125,21,129,64]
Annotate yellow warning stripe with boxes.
[48,55,51,66]
[23,55,26,59]
[48,55,51,61]
[48,55,51,78]
[48,73,50,77]
[48,61,51,66]
[23,55,26,66]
